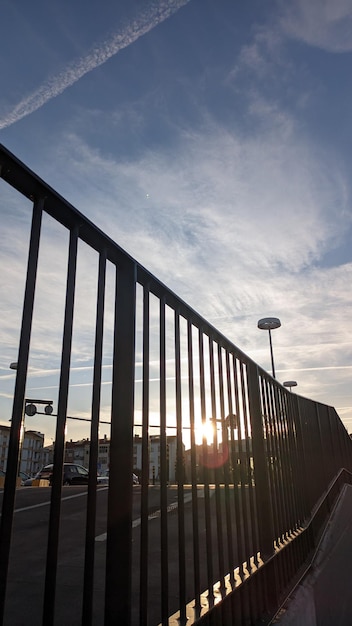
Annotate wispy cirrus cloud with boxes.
[0,0,191,130]
[278,0,352,52]
[53,119,348,279]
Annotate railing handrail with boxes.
[1,142,351,625]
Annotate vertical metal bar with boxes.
[272,385,290,543]
[297,397,314,512]
[266,380,292,593]
[231,356,245,582]
[271,382,287,546]
[217,346,234,625]
[247,363,278,620]
[315,404,328,496]
[285,390,303,528]
[324,405,335,481]
[263,377,289,600]
[82,250,107,625]
[333,407,349,471]
[224,352,236,589]
[281,389,296,536]
[247,362,275,559]
[0,196,43,625]
[238,363,252,564]
[253,376,268,623]
[218,347,234,579]
[175,310,186,623]
[260,378,279,541]
[282,389,300,534]
[340,413,352,470]
[43,226,78,626]
[187,321,201,616]
[240,363,258,622]
[139,285,150,626]
[209,339,225,595]
[105,258,136,625]
[199,330,214,606]
[289,392,307,524]
[242,365,260,561]
[273,387,294,583]
[159,297,169,626]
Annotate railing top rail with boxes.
[1,142,351,626]
[0,142,259,369]
[0,143,132,266]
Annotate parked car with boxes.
[24,463,89,486]
[97,470,109,485]
[96,470,139,485]
[19,471,31,485]
[0,469,31,486]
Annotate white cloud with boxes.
[1,24,351,429]
[49,116,349,287]
[0,0,191,130]
[47,117,352,423]
[20,115,348,393]
[278,0,352,52]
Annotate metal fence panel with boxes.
[1,144,352,626]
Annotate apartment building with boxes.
[0,424,44,476]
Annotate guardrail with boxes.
[1,143,351,625]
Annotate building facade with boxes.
[0,425,183,482]
[0,425,44,476]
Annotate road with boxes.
[0,484,246,626]
[1,484,162,625]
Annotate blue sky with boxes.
[0,0,351,442]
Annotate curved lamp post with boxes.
[257,317,281,379]
[283,380,297,392]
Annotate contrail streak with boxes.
[0,0,191,130]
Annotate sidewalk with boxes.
[277,483,352,626]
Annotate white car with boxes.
[96,470,139,485]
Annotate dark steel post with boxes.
[0,197,43,625]
[187,320,201,616]
[83,250,107,625]
[199,330,214,606]
[105,258,136,625]
[247,362,278,619]
[139,284,150,625]
[159,296,169,625]
[43,227,78,626]
[247,361,275,559]
[175,310,187,624]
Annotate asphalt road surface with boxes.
[0,484,246,626]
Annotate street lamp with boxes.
[257,317,281,379]
[283,380,297,392]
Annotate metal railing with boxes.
[1,143,351,625]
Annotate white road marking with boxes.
[95,491,193,542]
[4,486,109,515]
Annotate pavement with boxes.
[276,483,352,626]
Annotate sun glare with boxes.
[194,420,215,446]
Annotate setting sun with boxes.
[194,420,215,446]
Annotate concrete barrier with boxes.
[31,479,50,487]
[0,477,22,488]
